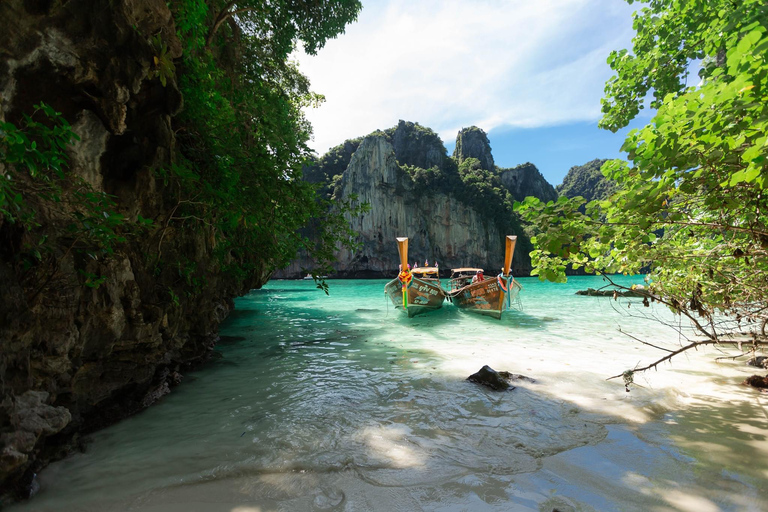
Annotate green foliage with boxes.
[518,0,768,344]
[1,103,75,221]
[303,138,361,199]
[401,159,459,197]
[1,103,130,266]
[201,0,362,55]
[168,0,365,290]
[556,159,616,202]
[149,34,176,87]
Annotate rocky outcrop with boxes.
[500,162,558,203]
[453,126,495,172]
[388,120,448,171]
[0,0,260,498]
[467,366,513,391]
[557,159,616,202]
[0,392,71,485]
[278,135,530,278]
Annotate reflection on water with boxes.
[9,276,768,512]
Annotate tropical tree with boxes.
[166,0,365,289]
[515,0,768,382]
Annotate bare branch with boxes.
[607,338,768,381]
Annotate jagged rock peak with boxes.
[344,134,399,185]
[453,126,494,172]
[557,158,616,202]
[499,162,558,203]
[385,120,448,171]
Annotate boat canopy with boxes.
[450,267,484,273]
[412,266,439,274]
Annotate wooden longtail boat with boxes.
[446,235,523,320]
[384,237,446,317]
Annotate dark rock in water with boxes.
[576,287,647,298]
[747,356,768,369]
[467,365,515,391]
[743,375,768,389]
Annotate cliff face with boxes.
[279,135,530,278]
[453,126,495,171]
[500,163,559,203]
[0,0,258,497]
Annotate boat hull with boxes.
[448,277,522,319]
[385,277,446,317]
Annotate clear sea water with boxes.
[10,276,768,511]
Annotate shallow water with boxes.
[10,276,768,511]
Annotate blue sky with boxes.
[295,0,648,187]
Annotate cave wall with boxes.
[0,0,257,497]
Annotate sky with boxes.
[295,0,653,186]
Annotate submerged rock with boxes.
[498,371,536,383]
[467,365,515,391]
[747,356,768,369]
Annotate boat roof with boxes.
[451,267,484,273]
[412,266,439,274]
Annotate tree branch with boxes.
[606,338,768,381]
[206,2,256,48]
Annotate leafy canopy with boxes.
[167,0,364,289]
[516,0,768,345]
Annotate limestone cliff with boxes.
[500,162,558,203]
[453,126,495,172]
[0,0,261,498]
[279,135,531,278]
[387,120,449,171]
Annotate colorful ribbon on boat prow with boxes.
[497,273,514,309]
[398,269,413,309]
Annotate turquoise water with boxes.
[11,276,768,511]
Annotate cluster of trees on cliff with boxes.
[516,0,768,382]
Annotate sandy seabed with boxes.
[9,277,768,512]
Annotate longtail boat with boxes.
[445,235,523,319]
[384,237,446,317]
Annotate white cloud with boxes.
[295,0,637,155]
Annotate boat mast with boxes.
[396,237,409,270]
[503,235,517,276]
